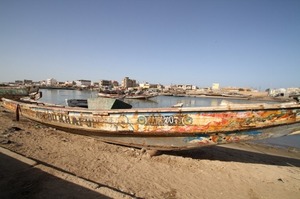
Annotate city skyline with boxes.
[3,76,300,92]
[1,0,299,90]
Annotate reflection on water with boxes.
[211,99,219,106]
[39,89,98,105]
[253,135,300,149]
[125,96,245,108]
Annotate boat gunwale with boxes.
[2,97,300,114]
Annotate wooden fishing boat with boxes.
[98,92,125,99]
[0,86,39,100]
[125,94,157,100]
[1,97,300,150]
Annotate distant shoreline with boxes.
[40,86,76,90]
[160,93,293,102]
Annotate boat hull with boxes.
[125,94,158,100]
[2,98,300,150]
[0,86,29,100]
[88,123,300,150]
[0,86,40,100]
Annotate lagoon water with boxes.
[39,89,272,108]
[39,89,300,149]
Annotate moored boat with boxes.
[124,90,158,100]
[0,86,40,100]
[124,94,157,100]
[1,97,300,150]
[98,92,125,99]
[171,102,184,108]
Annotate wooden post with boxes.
[16,104,20,121]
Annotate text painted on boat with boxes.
[137,115,193,126]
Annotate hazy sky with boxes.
[0,0,299,89]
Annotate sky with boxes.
[0,0,299,90]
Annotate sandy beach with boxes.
[0,103,300,199]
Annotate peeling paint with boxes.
[2,98,300,149]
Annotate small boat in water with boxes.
[125,94,157,100]
[98,92,125,99]
[1,97,300,150]
[171,102,184,108]
[124,90,158,100]
[98,91,157,100]
[98,90,125,100]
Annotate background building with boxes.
[212,83,220,90]
[122,77,137,89]
[75,80,91,88]
[46,78,58,86]
[99,80,112,89]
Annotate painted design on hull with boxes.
[184,131,263,145]
[115,114,134,131]
[6,101,300,135]
[2,98,300,150]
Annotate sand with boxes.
[0,103,300,199]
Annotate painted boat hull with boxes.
[0,86,40,101]
[88,123,300,150]
[2,98,300,150]
[125,94,158,100]
[0,86,32,100]
[98,93,125,99]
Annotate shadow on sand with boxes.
[0,152,135,199]
[164,143,300,167]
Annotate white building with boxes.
[212,83,220,90]
[75,80,91,87]
[46,78,58,86]
[176,84,195,90]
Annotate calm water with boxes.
[38,89,300,149]
[39,89,274,108]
